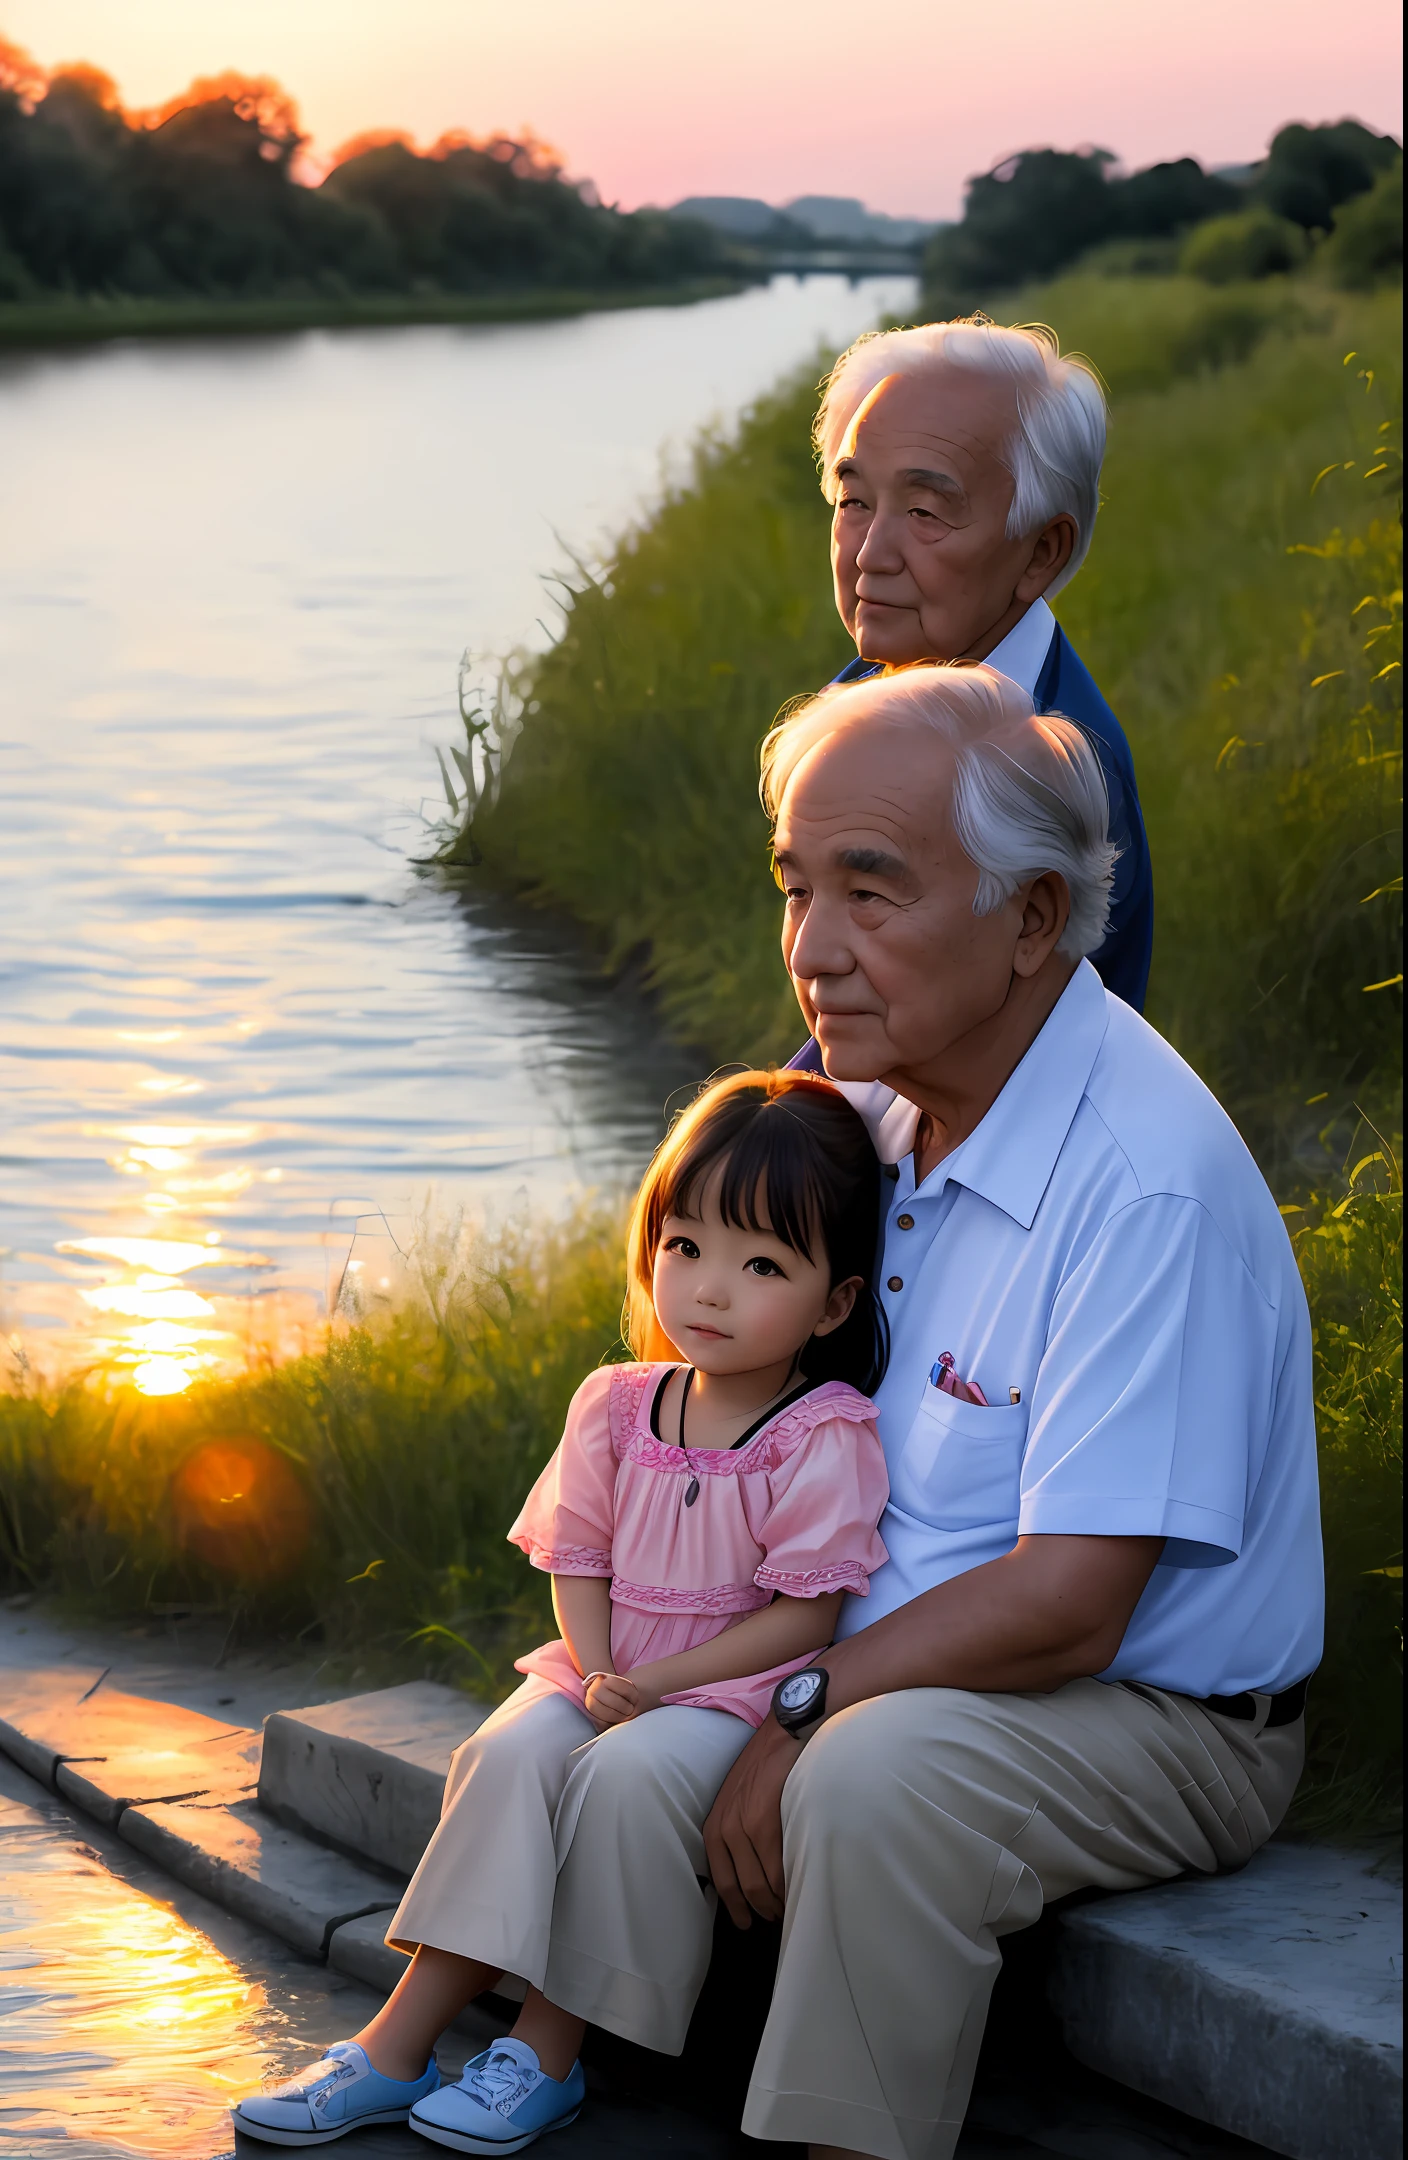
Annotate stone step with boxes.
[0,1665,404,1961]
[258,1678,489,1874]
[120,1794,404,1959]
[0,1664,262,1822]
[1051,1841,1403,2160]
[256,1686,1404,2160]
[3,1666,1400,2160]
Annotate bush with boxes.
[1074,235,1183,279]
[921,147,1241,309]
[1258,118,1401,233]
[1318,158,1404,290]
[1181,209,1308,284]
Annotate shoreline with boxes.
[0,275,753,349]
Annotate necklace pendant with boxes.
[684,1476,701,1507]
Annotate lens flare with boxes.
[171,1438,313,1578]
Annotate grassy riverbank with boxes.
[0,277,750,348]
[1,268,1400,1830]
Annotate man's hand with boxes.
[703,1533,1163,1925]
[583,1673,639,1727]
[703,1717,802,1926]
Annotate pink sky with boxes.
[6,0,1402,217]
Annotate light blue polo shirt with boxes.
[834,960,1323,1698]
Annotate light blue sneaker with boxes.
[232,2039,440,2145]
[409,2038,585,2153]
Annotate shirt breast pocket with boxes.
[894,1386,1029,1532]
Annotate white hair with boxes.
[761,666,1117,958]
[814,318,1107,598]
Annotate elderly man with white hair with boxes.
[699,665,1320,2158]
[791,315,1153,1028]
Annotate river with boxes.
[0,274,915,1392]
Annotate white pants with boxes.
[387,1677,752,2052]
[389,1673,1302,2158]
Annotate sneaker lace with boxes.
[466,2049,533,2116]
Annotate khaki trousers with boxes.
[390,1674,1301,2160]
[743,1680,1303,2159]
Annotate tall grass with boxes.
[0,1214,625,1695]
[1289,1155,1402,1831]
[0,277,749,349]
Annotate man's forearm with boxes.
[814,1535,1164,1714]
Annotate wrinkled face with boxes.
[651,1169,856,1379]
[830,366,1038,665]
[773,716,1033,1084]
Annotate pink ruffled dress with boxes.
[509,1361,890,1728]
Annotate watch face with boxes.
[778,1671,822,1713]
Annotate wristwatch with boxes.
[771,1666,829,1738]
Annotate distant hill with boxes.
[669,196,808,242]
[784,195,939,246]
[668,193,936,250]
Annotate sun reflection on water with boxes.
[1,1792,274,2154]
[56,1121,277,1388]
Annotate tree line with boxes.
[924,121,1401,306]
[0,45,733,304]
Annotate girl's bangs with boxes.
[666,1108,826,1262]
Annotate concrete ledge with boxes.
[4,1660,1399,2160]
[0,1668,261,1823]
[0,1666,409,1964]
[1051,1842,1403,2160]
[120,1794,402,1959]
[56,1724,262,1824]
[0,1664,130,1784]
[259,1680,489,1876]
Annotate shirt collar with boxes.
[839,961,1109,1224]
[983,596,1056,698]
[919,960,1110,1227]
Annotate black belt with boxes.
[1196,1675,1310,1727]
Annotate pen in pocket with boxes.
[930,1351,989,1407]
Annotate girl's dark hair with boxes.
[625,1068,889,1396]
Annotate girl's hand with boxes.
[584,1672,639,1727]
[616,1663,666,1715]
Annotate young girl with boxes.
[233,1069,889,2154]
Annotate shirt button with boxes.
[896,1213,914,1230]
[887,1275,904,1292]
